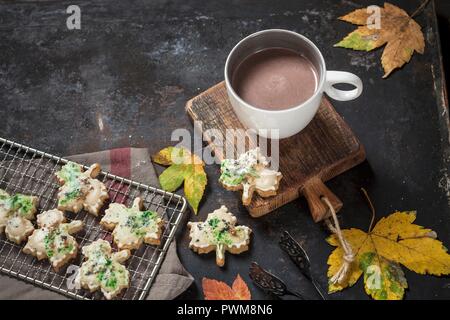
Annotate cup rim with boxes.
[224,29,327,114]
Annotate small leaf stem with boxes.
[411,0,431,18]
[361,188,376,232]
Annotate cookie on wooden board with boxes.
[0,189,38,244]
[219,148,282,206]
[23,209,84,271]
[188,205,252,267]
[56,162,109,216]
[75,239,130,300]
[101,197,164,250]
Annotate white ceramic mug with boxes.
[224,29,363,139]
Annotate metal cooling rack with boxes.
[0,137,187,300]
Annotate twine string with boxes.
[322,196,355,285]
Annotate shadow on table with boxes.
[438,13,450,114]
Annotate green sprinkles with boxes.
[219,157,260,186]
[44,228,75,258]
[206,217,233,245]
[94,256,119,289]
[97,271,105,281]
[208,217,220,229]
[56,162,82,183]
[44,232,56,257]
[105,277,117,289]
[59,182,82,205]
[58,243,74,254]
[213,229,232,245]
[56,162,85,206]
[10,195,34,216]
[124,209,158,236]
[0,191,36,218]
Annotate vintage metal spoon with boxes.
[279,231,326,300]
[249,262,303,300]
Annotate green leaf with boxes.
[360,252,407,300]
[153,146,208,214]
[184,164,207,214]
[158,164,186,192]
[335,30,378,51]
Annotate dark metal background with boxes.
[0,0,449,300]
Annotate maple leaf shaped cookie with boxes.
[56,162,109,216]
[23,209,84,271]
[75,239,130,300]
[219,148,282,206]
[0,189,38,244]
[188,205,252,267]
[100,198,164,250]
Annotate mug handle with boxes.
[324,71,363,101]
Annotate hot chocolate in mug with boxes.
[224,29,363,139]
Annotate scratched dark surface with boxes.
[0,0,449,300]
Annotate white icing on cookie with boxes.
[0,189,38,244]
[36,209,65,228]
[219,148,282,205]
[100,198,164,250]
[254,168,281,191]
[187,205,252,267]
[56,162,109,216]
[6,216,35,244]
[23,209,83,271]
[75,239,130,300]
[84,179,107,214]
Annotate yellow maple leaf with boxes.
[327,211,450,300]
[335,2,425,78]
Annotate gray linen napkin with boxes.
[0,147,193,300]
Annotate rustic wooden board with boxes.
[186,81,366,220]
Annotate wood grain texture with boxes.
[186,81,366,219]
